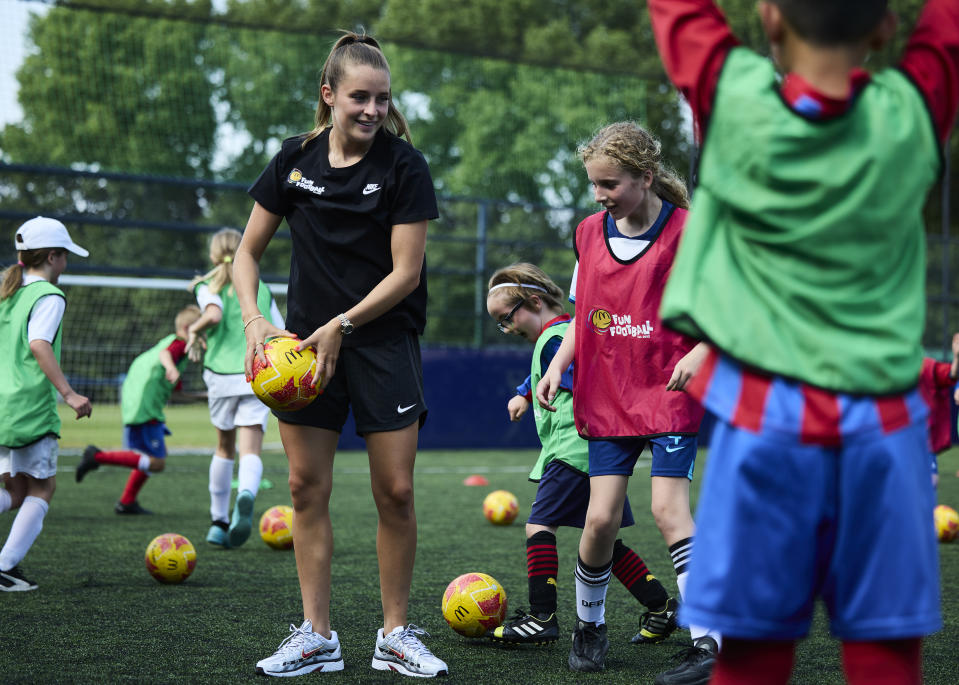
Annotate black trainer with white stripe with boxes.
[488,610,559,645]
[0,566,38,591]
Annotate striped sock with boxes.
[574,555,611,624]
[526,531,558,617]
[612,538,668,610]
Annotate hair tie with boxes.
[17,260,25,267]
[488,282,548,294]
[222,256,233,264]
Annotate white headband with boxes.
[488,282,549,294]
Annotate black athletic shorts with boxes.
[273,329,427,435]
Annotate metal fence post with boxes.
[474,200,489,347]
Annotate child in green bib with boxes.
[76,305,202,514]
[0,217,90,592]
[485,262,677,648]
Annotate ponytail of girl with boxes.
[1,249,59,300]
[189,228,242,296]
[578,121,689,210]
[302,31,412,149]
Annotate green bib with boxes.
[0,281,64,448]
[528,322,588,481]
[197,280,273,375]
[121,334,188,425]
[661,48,940,393]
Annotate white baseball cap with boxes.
[15,216,89,257]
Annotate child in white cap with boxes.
[0,216,91,591]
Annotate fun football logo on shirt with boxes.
[588,308,653,339]
[287,168,325,196]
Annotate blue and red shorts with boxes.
[123,421,170,459]
[682,350,941,640]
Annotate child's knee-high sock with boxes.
[526,531,558,616]
[670,536,721,647]
[119,470,150,506]
[208,455,233,522]
[237,453,263,497]
[612,538,668,610]
[0,496,49,571]
[574,555,612,625]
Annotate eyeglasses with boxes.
[497,299,526,333]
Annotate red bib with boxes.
[572,207,704,438]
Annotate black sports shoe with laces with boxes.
[568,619,609,672]
[631,596,680,644]
[654,635,718,685]
[75,445,100,483]
[0,566,38,591]
[488,609,559,645]
[115,500,153,515]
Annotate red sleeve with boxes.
[899,0,959,144]
[167,338,187,365]
[648,0,739,138]
[932,359,955,388]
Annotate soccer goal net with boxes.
[57,274,287,403]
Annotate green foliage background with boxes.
[0,0,955,351]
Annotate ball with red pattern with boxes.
[441,572,507,637]
[935,504,959,542]
[483,490,519,525]
[259,504,294,550]
[145,533,197,584]
[250,336,320,412]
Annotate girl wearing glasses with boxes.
[535,122,717,677]
[486,263,677,648]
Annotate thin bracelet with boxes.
[243,314,265,330]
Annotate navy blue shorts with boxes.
[588,435,698,479]
[275,330,427,436]
[123,422,170,458]
[528,460,634,529]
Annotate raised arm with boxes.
[648,0,739,137]
[899,0,959,144]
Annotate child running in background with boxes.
[649,1,959,683]
[536,122,718,680]
[76,304,202,513]
[187,228,283,549]
[486,263,678,647]
[0,217,91,591]
[919,333,959,488]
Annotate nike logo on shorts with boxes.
[397,403,416,414]
[665,445,683,453]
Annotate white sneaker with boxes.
[255,620,344,677]
[372,624,449,678]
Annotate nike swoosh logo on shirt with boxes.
[397,403,416,414]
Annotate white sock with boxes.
[0,488,11,513]
[209,455,234,523]
[237,453,263,497]
[137,455,152,473]
[0,496,49,571]
[574,556,611,625]
[672,538,721,648]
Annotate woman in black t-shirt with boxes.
[233,33,447,679]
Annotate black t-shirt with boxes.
[249,128,438,347]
